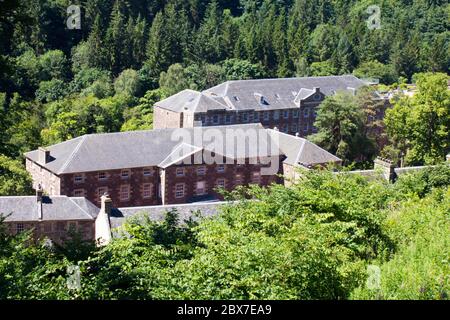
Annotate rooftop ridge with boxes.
[69,197,97,220]
[58,135,87,174]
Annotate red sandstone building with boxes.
[153,75,368,136]
[24,124,341,208]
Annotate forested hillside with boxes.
[0,0,448,162]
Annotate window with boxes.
[314,94,321,101]
[143,168,153,177]
[16,223,24,234]
[197,166,206,176]
[142,183,153,199]
[175,183,185,198]
[304,108,310,118]
[196,181,206,195]
[97,187,108,200]
[119,185,130,201]
[233,96,240,101]
[273,110,280,120]
[121,169,131,179]
[242,113,249,122]
[293,110,299,118]
[176,167,185,177]
[74,174,84,183]
[282,124,289,133]
[291,123,298,133]
[216,179,225,188]
[98,172,107,181]
[212,115,220,124]
[225,114,232,124]
[235,174,243,186]
[263,112,270,121]
[73,189,85,197]
[283,110,289,119]
[69,222,77,231]
[217,164,225,173]
[303,123,310,132]
[252,171,261,184]
[254,112,260,121]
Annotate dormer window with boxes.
[254,93,269,105]
[234,96,240,101]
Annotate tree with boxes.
[220,59,266,80]
[38,50,69,81]
[353,61,397,85]
[35,79,68,103]
[114,69,142,97]
[309,92,374,163]
[159,64,192,96]
[0,155,33,196]
[84,14,107,70]
[104,1,127,74]
[385,72,450,165]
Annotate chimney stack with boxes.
[38,147,50,165]
[101,193,112,216]
[314,87,320,93]
[96,193,113,246]
[36,185,43,220]
[374,157,397,182]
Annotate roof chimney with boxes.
[314,87,320,93]
[374,157,397,182]
[96,193,113,246]
[38,147,50,165]
[101,193,112,216]
[36,185,44,220]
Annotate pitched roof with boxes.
[25,124,284,174]
[0,196,98,222]
[109,201,226,230]
[156,89,227,113]
[156,75,367,113]
[267,129,341,166]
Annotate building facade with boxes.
[0,190,98,244]
[24,124,341,208]
[153,75,369,136]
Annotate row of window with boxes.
[278,123,312,134]
[199,108,315,125]
[175,165,225,177]
[73,183,155,202]
[175,172,262,198]
[73,168,154,184]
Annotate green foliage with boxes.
[353,60,397,84]
[114,69,142,97]
[309,92,376,163]
[352,188,450,300]
[385,72,450,165]
[35,79,68,103]
[0,155,33,196]
[1,166,450,299]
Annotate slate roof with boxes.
[267,129,341,166]
[109,201,227,229]
[0,196,99,222]
[156,89,228,113]
[157,75,368,113]
[25,123,288,174]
